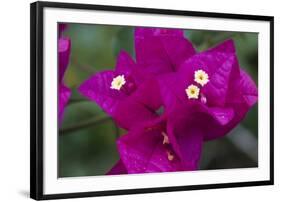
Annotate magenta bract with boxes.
[58,24,71,123]
[78,27,258,174]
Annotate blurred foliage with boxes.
[59,24,258,177]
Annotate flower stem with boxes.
[59,115,111,135]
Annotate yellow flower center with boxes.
[194,69,209,86]
[110,75,126,90]
[161,132,170,145]
[185,84,200,99]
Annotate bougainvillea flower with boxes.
[113,115,202,174]
[78,27,258,175]
[158,39,258,144]
[107,39,258,175]
[79,50,163,129]
[58,24,71,122]
[79,28,197,130]
[135,27,196,74]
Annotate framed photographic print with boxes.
[30,1,274,200]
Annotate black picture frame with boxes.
[30,1,274,200]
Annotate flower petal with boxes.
[207,39,236,54]
[178,51,239,107]
[79,71,159,130]
[132,79,162,111]
[59,84,71,124]
[214,69,258,139]
[112,95,158,130]
[135,27,196,74]
[157,73,186,115]
[117,117,184,173]
[135,27,184,37]
[228,69,258,107]
[115,50,136,75]
[196,69,257,141]
[78,70,127,115]
[166,102,234,166]
[167,121,203,170]
[207,107,234,125]
[107,160,127,175]
[59,37,71,82]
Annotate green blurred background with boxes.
[59,24,258,177]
